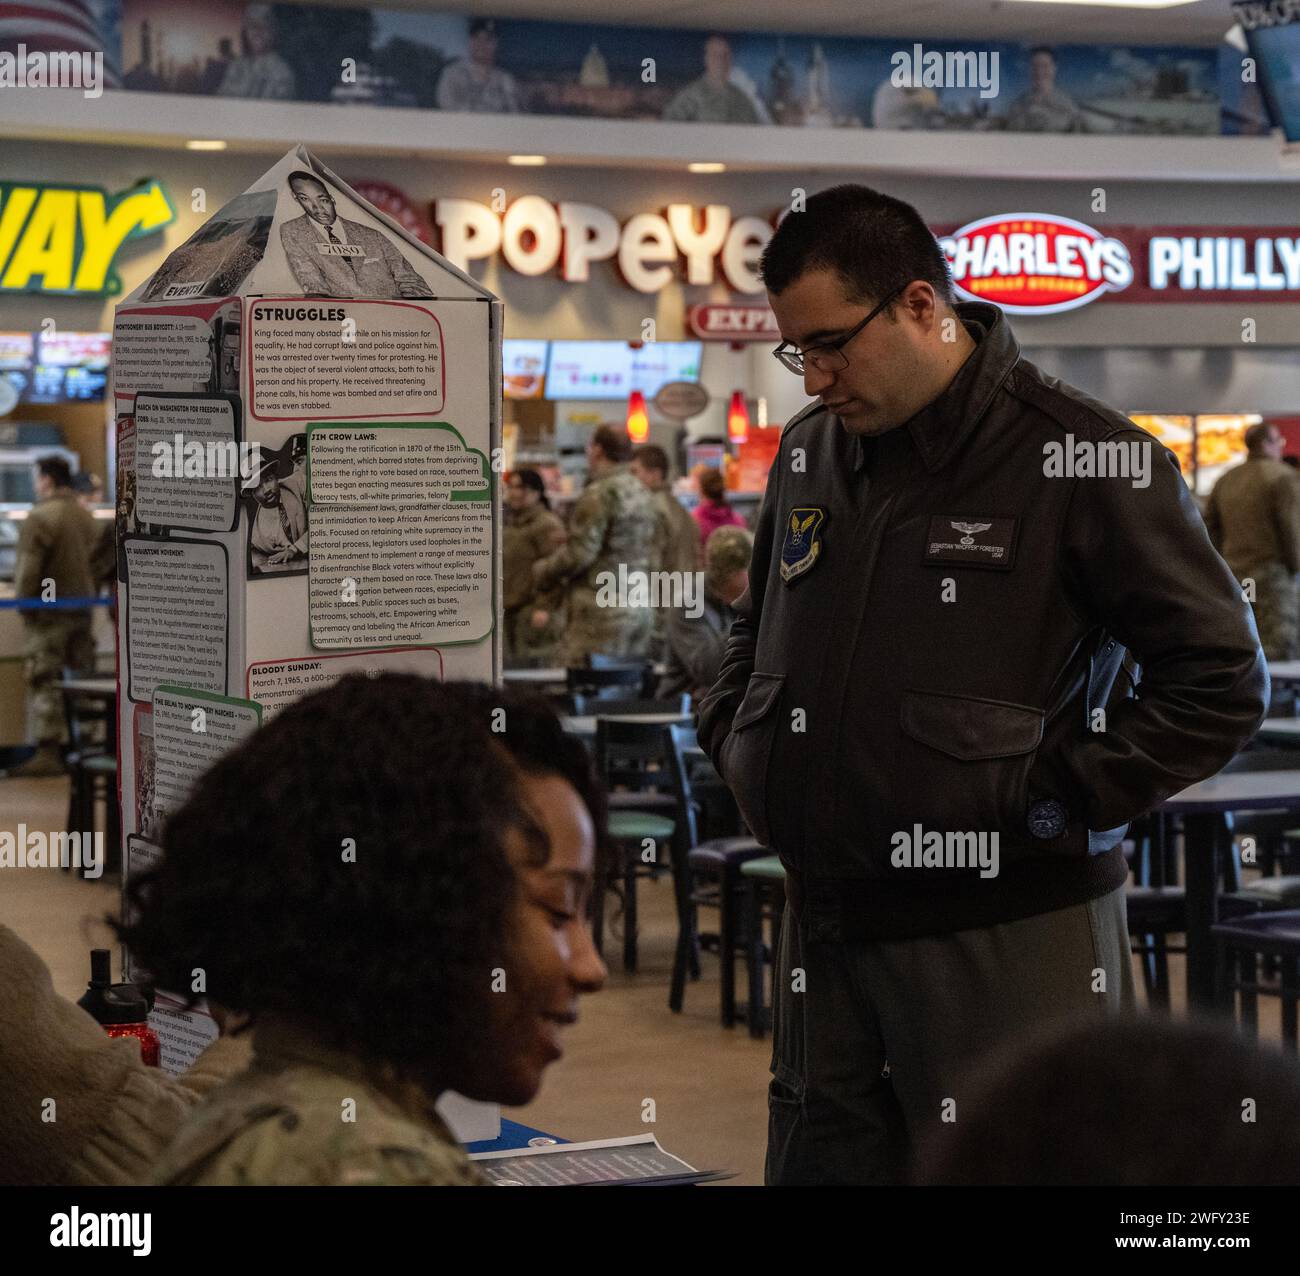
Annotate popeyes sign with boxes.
[430,193,1300,312]
[434,197,773,294]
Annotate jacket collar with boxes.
[853,301,1019,474]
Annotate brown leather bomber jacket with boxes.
[697,302,1268,942]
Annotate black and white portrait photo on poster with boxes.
[244,434,309,579]
[279,169,435,300]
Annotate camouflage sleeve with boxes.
[331,1145,484,1186]
[533,484,609,590]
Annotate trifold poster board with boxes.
[112,145,502,1142]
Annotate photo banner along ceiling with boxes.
[1,0,1270,138]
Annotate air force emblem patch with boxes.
[780,506,826,582]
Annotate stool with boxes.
[683,837,767,1025]
[1212,909,1300,1050]
[598,810,676,973]
[740,855,786,1039]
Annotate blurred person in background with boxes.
[659,526,752,704]
[14,456,99,776]
[632,443,703,659]
[0,924,249,1186]
[74,471,116,596]
[914,1016,1300,1185]
[1204,421,1300,660]
[503,468,566,664]
[632,444,701,575]
[692,464,746,542]
[120,675,606,1186]
[533,425,658,666]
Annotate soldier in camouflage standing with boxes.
[1205,422,1300,660]
[15,457,100,776]
[534,425,659,666]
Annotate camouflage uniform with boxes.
[15,490,99,745]
[151,1020,483,1186]
[533,463,658,666]
[1204,456,1300,660]
[502,502,566,663]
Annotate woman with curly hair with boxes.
[118,674,607,1186]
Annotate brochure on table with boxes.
[112,144,503,1142]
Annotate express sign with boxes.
[0,179,174,296]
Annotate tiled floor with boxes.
[0,772,1283,1186]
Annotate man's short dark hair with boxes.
[760,184,954,309]
[36,456,72,488]
[1245,422,1275,455]
[913,1015,1300,1185]
[287,170,327,195]
[633,444,669,477]
[591,424,632,465]
[1028,46,1057,62]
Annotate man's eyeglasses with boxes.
[772,284,907,376]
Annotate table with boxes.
[1256,719,1300,746]
[1160,769,1300,1009]
[502,667,567,686]
[562,712,691,739]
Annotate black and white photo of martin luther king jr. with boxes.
[279,171,435,300]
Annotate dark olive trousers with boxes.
[766,885,1136,1185]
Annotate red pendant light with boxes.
[727,389,750,444]
[626,389,649,443]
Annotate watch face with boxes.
[1028,799,1067,839]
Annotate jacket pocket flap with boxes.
[731,672,785,732]
[900,689,1043,760]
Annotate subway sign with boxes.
[937,213,1300,311]
[0,179,175,296]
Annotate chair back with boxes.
[664,723,700,851]
[60,683,114,757]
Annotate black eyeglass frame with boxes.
[771,283,909,376]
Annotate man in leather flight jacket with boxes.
[697,185,1268,1185]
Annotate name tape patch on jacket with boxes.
[923,516,1018,571]
[780,506,826,582]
